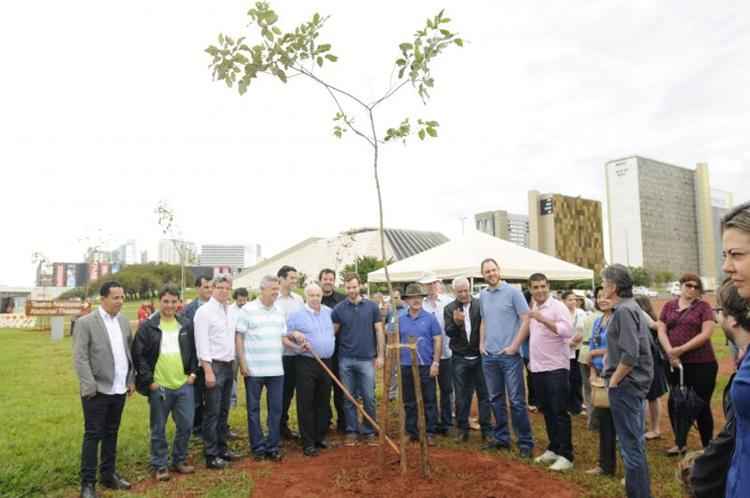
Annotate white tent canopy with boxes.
[368,230,594,283]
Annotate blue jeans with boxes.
[401,365,439,436]
[453,355,491,434]
[482,352,534,450]
[148,383,195,469]
[339,356,376,435]
[610,384,652,498]
[244,375,283,455]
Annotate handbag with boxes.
[590,376,610,408]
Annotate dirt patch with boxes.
[242,444,582,498]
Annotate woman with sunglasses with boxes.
[722,201,750,498]
[656,272,717,456]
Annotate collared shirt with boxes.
[194,297,236,363]
[460,301,479,360]
[276,292,305,356]
[603,297,654,395]
[321,291,346,310]
[398,309,442,366]
[331,298,381,359]
[287,305,335,359]
[423,294,453,359]
[529,296,573,373]
[98,306,128,394]
[479,282,530,353]
[236,299,287,377]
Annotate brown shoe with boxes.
[154,468,170,482]
[171,463,195,474]
[344,434,358,447]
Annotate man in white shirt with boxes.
[73,281,135,498]
[194,275,239,469]
[275,265,305,440]
[420,274,454,435]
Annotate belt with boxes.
[212,359,234,365]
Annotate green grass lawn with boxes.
[0,319,732,498]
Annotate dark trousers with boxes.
[296,356,332,448]
[568,353,583,414]
[245,375,283,455]
[452,355,491,435]
[595,407,617,475]
[523,357,537,406]
[533,369,573,461]
[329,351,346,431]
[667,361,718,447]
[281,355,298,432]
[80,393,126,484]
[437,358,454,432]
[193,375,205,435]
[401,365,438,437]
[203,361,233,460]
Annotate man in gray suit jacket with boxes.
[73,281,135,498]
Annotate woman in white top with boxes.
[562,290,586,415]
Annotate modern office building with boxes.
[528,191,605,273]
[158,239,197,265]
[605,156,732,289]
[113,240,138,265]
[475,210,530,247]
[199,244,262,271]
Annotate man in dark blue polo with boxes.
[398,283,442,445]
[331,273,385,446]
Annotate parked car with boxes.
[634,286,658,298]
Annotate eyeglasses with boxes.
[683,283,700,290]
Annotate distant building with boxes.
[605,156,732,289]
[113,240,138,265]
[475,210,529,247]
[199,244,262,272]
[528,191,605,273]
[140,251,149,264]
[233,228,448,290]
[158,239,197,265]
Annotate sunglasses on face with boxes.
[683,283,700,290]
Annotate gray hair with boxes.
[212,274,232,286]
[304,282,322,295]
[601,264,634,298]
[260,275,280,289]
[452,277,470,289]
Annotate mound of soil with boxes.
[242,445,582,498]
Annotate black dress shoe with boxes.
[266,450,283,462]
[281,428,299,440]
[219,450,240,462]
[315,440,329,449]
[303,446,319,457]
[80,482,97,498]
[206,457,229,469]
[481,440,510,451]
[99,473,131,490]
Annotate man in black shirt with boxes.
[319,268,346,431]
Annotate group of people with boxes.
[72,201,750,498]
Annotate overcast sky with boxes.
[1,0,748,286]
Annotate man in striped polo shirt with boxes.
[235,275,304,461]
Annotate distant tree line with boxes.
[58,263,184,301]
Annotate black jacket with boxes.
[444,298,481,357]
[132,312,199,396]
[690,372,736,497]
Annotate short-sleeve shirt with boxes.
[659,299,716,364]
[331,298,381,359]
[398,309,442,366]
[287,305,335,359]
[236,299,287,377]
[479,282,530,353]
[153,318,188,389]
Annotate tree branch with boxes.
[370,79,409,110]
[368,109,392,296]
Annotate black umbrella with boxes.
[668,364,705,449]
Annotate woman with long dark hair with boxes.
[634,295,668,440]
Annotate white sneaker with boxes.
[549,456,574,471]
[534,450,558,464]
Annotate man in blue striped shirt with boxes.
[235,275,303,462]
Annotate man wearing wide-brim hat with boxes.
[419,273,455,435]
[397,282,442,445]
